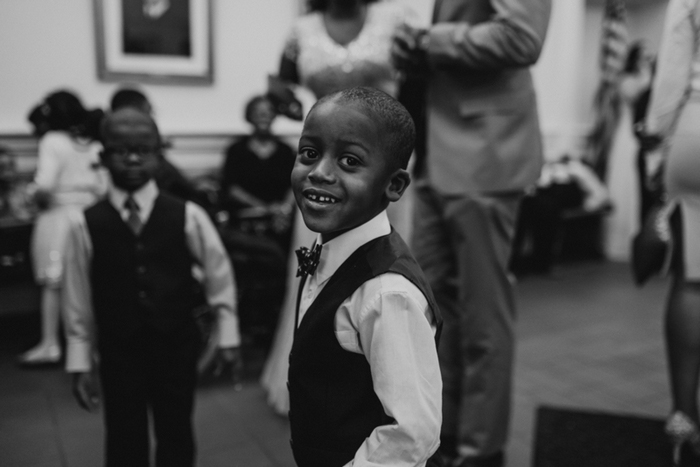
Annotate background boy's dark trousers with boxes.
[288,230,442,467]
[85,193,200,467]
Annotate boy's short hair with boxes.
[307,0,378,12]
[312,87,415,170]
[99,108,161,145]
[110,88,150,113]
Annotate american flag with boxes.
[588,0,628,179]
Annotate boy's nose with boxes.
[125,151,143,164]
[308,157,335,183]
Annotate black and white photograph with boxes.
[2,0,698,466]
[95,0,212,84]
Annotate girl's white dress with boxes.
[31,131,106,287]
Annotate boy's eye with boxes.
[105,145,160,159]
[340,155,361,167]
[299,148,319,160]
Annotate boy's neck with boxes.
[113,180,153,196]
[318,209,388,245]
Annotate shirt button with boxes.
[137,266,146,274]
[138,291,146,299]
[135,243,144,251]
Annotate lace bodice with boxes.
[283,2,411,98]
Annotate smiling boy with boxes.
[61,108,241,467]
[288,87,442,467]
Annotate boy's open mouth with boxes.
[304,191,339,204]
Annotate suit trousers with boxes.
[99,329,199,467]
[412,184,521,458]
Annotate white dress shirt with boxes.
[297,211,442,467]
[63,180,240,372]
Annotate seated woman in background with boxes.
[218,94,295,343]
[18,90,107,366]
[220,95,295,245]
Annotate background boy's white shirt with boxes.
[63,180,240,373]
[297,211,442,467]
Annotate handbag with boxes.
[630,197,677,286]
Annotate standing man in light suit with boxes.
[393,1,551,466]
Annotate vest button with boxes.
[135,243,145,251]
[139,291,146,299]
[137,266,146,274]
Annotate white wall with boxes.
[533,0,668,160]
[0,0,669,141]
[0,0,299,135]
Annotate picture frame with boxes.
[94,0,213,85]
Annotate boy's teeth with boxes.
[308,193,336,203]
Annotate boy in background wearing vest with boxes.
[288,86,442,467]
[61,108,242,467]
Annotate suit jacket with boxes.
[424,0,551,195]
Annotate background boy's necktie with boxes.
[124,196,143,235]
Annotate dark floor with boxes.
[0,261,672,467]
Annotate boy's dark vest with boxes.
[288,230,442,467]
[84,194,199,350]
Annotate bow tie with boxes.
[296,244,322,277]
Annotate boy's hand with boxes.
[213,346,244,390]
[71,371,100,412]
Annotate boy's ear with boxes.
[385,168,410,202]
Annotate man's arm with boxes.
[645,0,696,138]
[427,0,551,69]
[341,275,442,466]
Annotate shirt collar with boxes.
[109,179,159,221]
[313,210,391,286]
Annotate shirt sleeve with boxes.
[185,202,241,348]
[645,0,697,138]
[426,0,551,70]
[34,134,63,190]
[62,210,95,373]
[337,275,442,467]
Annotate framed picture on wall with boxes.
[94,0,213,85]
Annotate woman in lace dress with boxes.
[260,0,415,415]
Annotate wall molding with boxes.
[0,133,301,178]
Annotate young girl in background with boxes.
[18,90,106,366]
